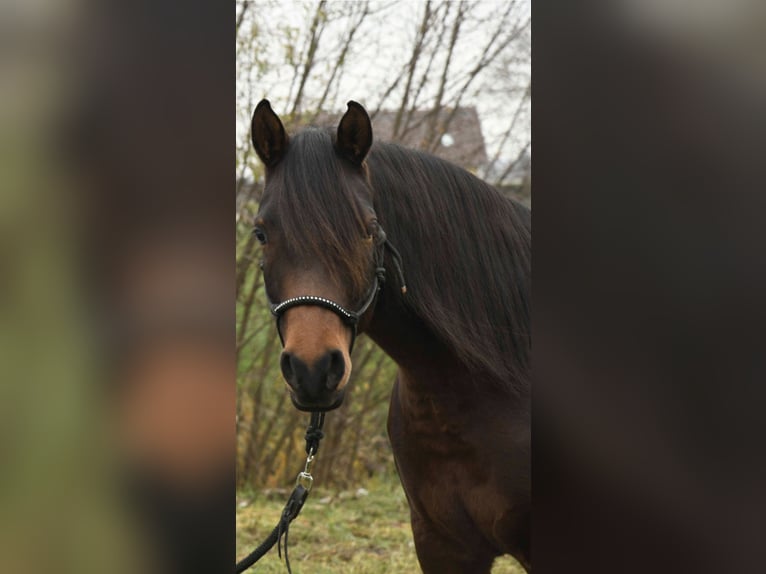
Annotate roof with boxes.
[309,106,488,171]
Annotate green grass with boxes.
[237,478,524,573]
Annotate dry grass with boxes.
[237,478,524,573]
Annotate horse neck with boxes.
[363,144,530,398]
[365,286,471,392]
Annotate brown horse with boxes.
[250,99,531,573]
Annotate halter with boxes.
[266,237,406,354]
[269,268,385,353]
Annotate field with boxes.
[237,478,524,573]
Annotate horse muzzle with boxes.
[280,349,348,412]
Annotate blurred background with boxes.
[0,0,233,572]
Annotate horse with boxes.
[250,99,531,573]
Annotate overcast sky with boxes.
[236,0,530,176]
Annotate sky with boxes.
[236,0,531,179]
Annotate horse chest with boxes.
[391,382,483,484]
[387,373,527,555]
[390,384,472,456]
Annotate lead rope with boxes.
[237,237,405,573]
[235,413,325,573]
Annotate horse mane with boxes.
[261,128,373,301]
[263,126,530,392]
[367,142,531,392]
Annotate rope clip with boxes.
[296,450,315,491]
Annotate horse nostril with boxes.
[326,350,345,390]
[281,350,345,398]
[280,352,295,385]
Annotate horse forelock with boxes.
[261,128,373,303]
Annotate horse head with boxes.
[251,99,383,412]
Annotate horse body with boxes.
[387,371,530,573]
[366,297,530,572]
[250,100,530,573]
[363,145,531,572]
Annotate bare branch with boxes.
[311,1,371,121]
[392,0,432,139]
[235,1,251,35]
[424,0,465,148]
[497,141,531,186]
[290,1,328,118]
[484,78,531,180]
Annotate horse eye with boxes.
[367,220,385,244]
[253,227,267,245]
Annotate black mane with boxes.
[260,128,373,301]
[262,127,530,392]
[368,142,531,391]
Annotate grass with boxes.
[237,478,524,573]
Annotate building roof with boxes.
[310,106,487,171]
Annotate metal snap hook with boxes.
[296,450,315,491]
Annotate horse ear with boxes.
[251,99,288,167]
[336,101,372,166]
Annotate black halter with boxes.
[269,267,385,353]
[266,238,406,354]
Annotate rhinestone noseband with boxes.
[268,267,386,353]
[266,238,406,354]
